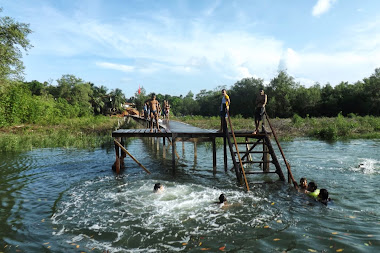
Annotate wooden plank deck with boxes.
[112,116,268,139]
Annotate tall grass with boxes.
[175,114,380,141]
[0,116,125,152]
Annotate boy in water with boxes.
[307,182,320,199]
[153,183,164,193]
[299,178,308,193]
[317,188,331,205]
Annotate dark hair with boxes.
[153,183,161,192]
[300,177,307,185]
[219,194,227,203]
[319,189,329,200]
[307,182,317,192]
[221,89,226,92]
[151,93,156,99]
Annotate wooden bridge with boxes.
[112,114,298,191]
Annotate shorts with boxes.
[255,107,265,120]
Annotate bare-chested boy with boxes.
[149,94,161,132]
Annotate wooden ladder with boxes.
[225,110,250,191]
[225,110,299,190]
[229,135,285,181]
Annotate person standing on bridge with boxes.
[149,94,161,132]
[253,89,267,134]
[219,89,230,133]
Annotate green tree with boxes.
[0,8,32,80]
[266,71,297,118]
[110,88,126,112]
[363,68,380,116]
[229,78,264,118]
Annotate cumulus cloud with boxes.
[312,0,336,17]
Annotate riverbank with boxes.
[0,116,136,152]
[175,114,380,140]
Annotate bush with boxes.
[292,114,304,127]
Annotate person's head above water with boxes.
[219,194,227,203]
[299,178,307,188]
[307,182,317,192]
[318,188,329,200]
[153,183,164,193]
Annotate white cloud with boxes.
[96,62,134,72]
[312,0,336,17]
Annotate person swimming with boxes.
[218,194,227,204]
[299,178,308,193]
[317,188,331,205]
[307,182,320,199]
[153,183,164,193]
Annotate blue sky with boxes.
[1,0,379,98]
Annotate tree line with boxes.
[131,68,380,118]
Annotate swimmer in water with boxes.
[299,177,308,193]
[307,182,320,199]
[317,188,331,205]
[153,183,164,193]
[218,194,227,204]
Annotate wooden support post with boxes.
[163,137,166,146]
[182,141,185,158]
[223,133,227,171]
[194,141,197,160]
[263,139,270,172]
[156,137,159,151]
[264,136,285,181]
[114,140,151,174]
[212,137,216,173]
[172,134,177,169]
[114,137,121,174]
[120,138,126,169]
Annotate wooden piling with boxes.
[212,137,216,173]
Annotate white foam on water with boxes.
[351,158,379,174]
[50,177,285,251]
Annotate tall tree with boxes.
[0,8,32,80]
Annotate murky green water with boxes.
[0,138,379,252]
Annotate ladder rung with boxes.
[241,161,272,164]
[244,171,277,174]
[236,142,263,145]
[234,151,270,154]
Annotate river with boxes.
[0,137,379,252]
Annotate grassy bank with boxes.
[0,116,137,152]
[175,114,380,141]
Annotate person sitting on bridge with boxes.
[219,89,230,132]
[153,183,164,193]
[149,94,161,132]
[253,89,267,134]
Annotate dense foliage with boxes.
[131,68,380,118]
[0,75,126,127]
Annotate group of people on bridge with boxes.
[143,94,171,132]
